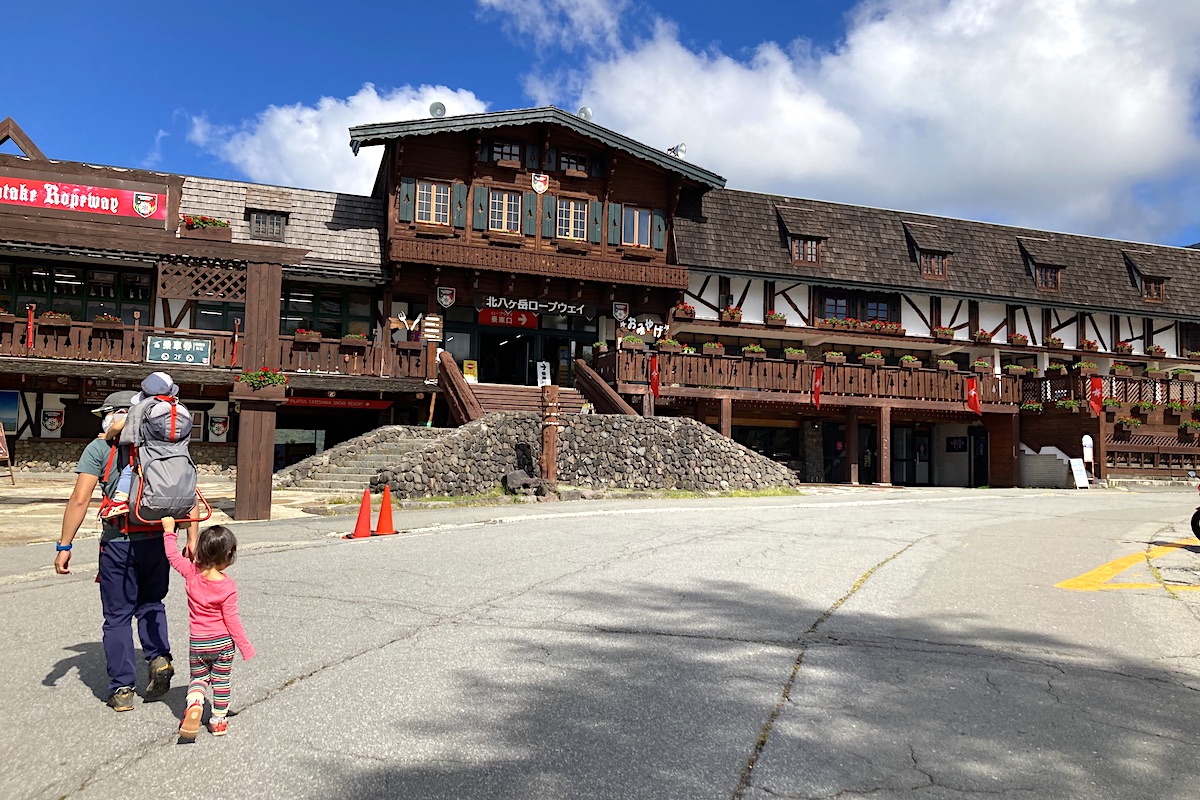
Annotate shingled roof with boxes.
[673,189,1200,318]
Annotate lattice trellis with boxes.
[158,260,247,302]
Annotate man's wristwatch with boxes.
[55,542,72,552]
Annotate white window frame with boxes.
[556,198,588,240]
[622,206,651,248]
[416,181,451,226]
[489,189,521,234]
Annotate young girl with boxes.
[162,517,255,740]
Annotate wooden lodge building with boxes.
[4,108,1200,514]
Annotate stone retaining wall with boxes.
[272,425,447,488]
[13,439,237,475]
[372,413,800,498]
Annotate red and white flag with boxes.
[1089,376,1103,416]
[813,365,823,409]
[965,376,982,415]
[649,354,660,398]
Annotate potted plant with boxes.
[1003,364,1027,376]
[937,358,958,372]
[681,345,697,354]
[1056,399,1082,413]
[1180,420,1200,433]
[1021,401,1045,412]
[720,305,743,323]
[765,310,787,327]
[900,354,922,370]
[1101,397,1123,415]
[863,320,906,336]
[824,350,846,364]
[620,334,645,351]
[293,327,322,343]
[1111,362,1132,377]
[1113,341,1134,354]
[702,341,724,355]
[1190,350,1200,360]
[37,310,73,328]
[340,332,370,348]
[1147,344,1167,357]
[672,302,696,321]
[932,325,956,340]
[1044,362,1067,375]
[1132,400,1157,416]
[784,346,807,362]
[971,359,993,374]
[179,214,233,242]
[1171,367,1195,382]
[1073,360,1098,377]
[1115,415,1143,432]
[233,366,288,400]
[814,317,835,330]
[92,312,124,331]
[1078,338,1098,352]
[1165,401,1190,419]
[1008,332,1029,346]
[657,337,683,354]
[593,340,609,355]
[741,343,767,360]
[972,328,993,344]
[859,349,885,367]
[1045,336,1064,349]
[1146,367,1167,379]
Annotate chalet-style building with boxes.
[4,107,1200,509]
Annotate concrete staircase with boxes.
[273,426,452,493]
[471,383,586,414]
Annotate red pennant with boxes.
[26,305,33,351]
[649,354,660,399]
[813,365,823,409]
[1089,376,1103,416]
[966,376,982,415]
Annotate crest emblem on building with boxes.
[612,302,629,322]
[41,409,63,432]
[208,416,229,437]
[531,173,549,195]
[436,287,457,308]
[132,193,158,218]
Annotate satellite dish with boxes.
[577,106,593,121]
[429,102,446,118]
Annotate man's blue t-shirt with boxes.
[74,437,141,542]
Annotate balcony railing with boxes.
[278,337,428,379]
[595,351,1023,405]
[1023,374,1200,406]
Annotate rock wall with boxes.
[13,439,236,474]
[372,413,800,498]
[272,425,446,488]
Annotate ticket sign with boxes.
[146,336,212,366]
[478,308,538,329]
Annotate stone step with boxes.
[294,479,373,490]
[323,466,395,476]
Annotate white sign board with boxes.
[1069,458,1090,489]
[536,361,552,387]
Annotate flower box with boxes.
[1113,343,1134,354]
[765,318,787,328]
[1173,372,1195,383]
[340,336,369,349]
[620,339,646,351]
[937,361,957,372]
[1147,347,1167,357]
[902,360,922,370]
[973,365,992,374]
[816,319,836,330]
[672,306,695,321]
[1075,367,1097,377]
[656,342,683,354]
[1045,339,1064,350]
[824,354,846,364]
[1145,369,1166,380]
[1112,367,1132,377]
[742,350,766,360]
[37,316,73,329]
[702,345,725,355]
[231,382,287,401]
[1079,341,1099,352]
[1007,334,1028,346]
[932,328,956,340]
[593,344,609,356]
[784,351,806,362]
[861,357,884,367]
[720,310,742,324]
[91,320,124,331]
[179,224,233,242]
[293,333,323,343]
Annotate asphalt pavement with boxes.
[2,487,1199,799]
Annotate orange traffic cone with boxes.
[374,485,396,535]
[344,489,373,539]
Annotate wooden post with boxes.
[719,398,732,438]
[540,384,559,485]
[641,391,655,418]
[234,262,283,521]
[847,409,860,485]
[879,405,892,486]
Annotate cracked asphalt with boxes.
[3,488,1200,800]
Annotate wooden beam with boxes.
[879,405,892,485]
[0,117,47,161]
[719,397,732,437]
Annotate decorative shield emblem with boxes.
[133,192,157,219]
[531,173,549,195]
[612,302,629,322]
[437,287,457,309]
[208,416,229,437]
[41,409,64,432]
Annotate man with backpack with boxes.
[54,386,200,712]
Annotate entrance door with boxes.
[914,431,931,484]
[891,427,912,485]
[479,332,532,385]
[539,336,578,386]
[859,423,878,485]
[968,426,989,487]
[822,423,848,483]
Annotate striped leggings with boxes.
[188,635,235,717]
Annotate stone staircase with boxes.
[273,426,452,493]
[471,383,586,414]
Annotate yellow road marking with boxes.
[1056,538,1200,592]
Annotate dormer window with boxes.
[919,250,948,279]
[1035,265,1060,291]
[250,211,286,242]
[491,142,521,165]
[791,237,820,264]
[1143,278,1165,302]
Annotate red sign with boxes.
[284,397,393,410]
[478,309,538,329]
[0,174,167,221]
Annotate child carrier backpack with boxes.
[98,395,211,533]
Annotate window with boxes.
[488,190,521,233]
[251,211,286,241]
[556,198,588,240]
[5,262,151,325]
[816,287,898,322]
[791,237,820,264]
[279,286,372,337]
[1035,265,1060,291]
[1143,278,1165,302]
[622,207,651,248]
[491,142,521,163]
[195,302,244,332]
[822,294,849,319]
[416,181,450,226]
[920,251,947,278]
[865,299,892,322]
[559,152,587,173]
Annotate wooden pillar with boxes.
[234,262,283,521]
[241,262,282,370]
[719,398,732,438]
[540,384,559,485]
[879,405,892,486]
[641,391,655,418]
[847,409,860,485]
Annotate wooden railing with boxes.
[278,337,428,379]
[438,350,483,425]
[1023,374,1200,406]
[573,358,638,415]
[595,351,1023,405]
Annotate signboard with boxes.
[0,171,168,222]
[283,397,393,410]
[1069,458,1090,489]
[536,361,552,387]
[479,308,538,329]
[146,336,212,366]
[84,378,139,402]
[462,360,478,383]
[421,314,443,342]
[475,295,594,317]
[436,287,456,308]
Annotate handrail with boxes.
[438,351,483,425]
[573,358,638,415]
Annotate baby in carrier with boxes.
[102,372,196,522]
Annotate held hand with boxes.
[54,550,71,575]
[161,516,176,534]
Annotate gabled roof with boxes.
[673,188,1200,318]
[1124,250,1171,280]
[775,205,827,239]
[902,221,953,253]
[348,107,726,190]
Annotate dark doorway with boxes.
[822,423,848,483]
[890,426,933,486]
[968,426,989,487]
[479,332,532,384]
[858,423,878,485]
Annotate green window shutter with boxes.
[478,139,491,163]
[588,201,603,244]
[607,203,622,246]
[523,192,537,236]
[542,195,557,239]
[590,155,604,178]
[472,186,488,231]
[543,147,557,171]
[397,176,415,223]
[651,208,666,250]
[525,144,540,170]
[451,183,468,228]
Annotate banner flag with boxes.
[966,376,982,415]
[650,355,660,398]
[1089,376,1103,416]
[813,365,823,409]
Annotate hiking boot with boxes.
[145,655,174,698]
[106,687,135,712]
[179,701,203,741]
[101,501,129,519]
[207,717,228,736]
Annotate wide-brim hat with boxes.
[91,390,138,417]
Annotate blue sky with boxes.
[3,0,1200,247]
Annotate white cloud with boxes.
[565,0,1200,242]
[477,0,629,53]
[188,85,489,195]
[142,129,168,168]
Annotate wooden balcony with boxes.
[594,351,1023,409]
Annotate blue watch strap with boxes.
[55,542,72,551]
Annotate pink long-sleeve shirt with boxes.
[164,531,255,660]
